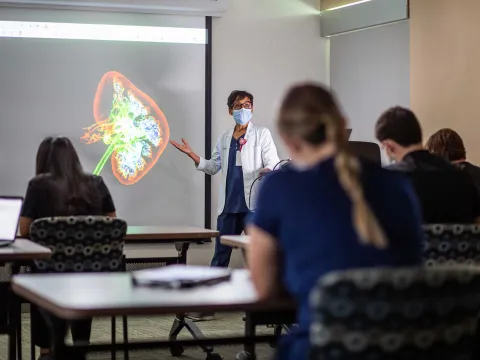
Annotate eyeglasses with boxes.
[232,102,252,110]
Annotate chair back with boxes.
[410,173,478,224]
[347,141,381,164]
[30,216,127,273]
[423,224,480,266]
[310,266,480,360]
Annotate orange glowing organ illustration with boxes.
[81,72,170,185]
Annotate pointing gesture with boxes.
[170,138,193,155]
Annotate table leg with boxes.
[8,298,17,360]
[183,318,213,354]
[236,312,256,360]
[111,317,116,360]
[172,241,219,359]
[30,311,35,360]
[270,325,282,348]
[238,249,255,360]
[168,315,185,356]
[174,242,190,265]
[8,264,21,360]
[169,314,218,359]
[241,249,248,266]
[122,315,129,360]
[16,306,22,360]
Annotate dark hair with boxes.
[425,128,466,162]
[35,137,53,175]
[48,137,99,215]
[278,83,387,249]
[375,107,423,146]
[227,90,254,109]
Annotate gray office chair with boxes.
[29,216,129,360]
[310,266,480,359]
[348,141,381,164]
[423,224,480,266]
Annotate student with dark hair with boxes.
[21,137,116,235]
[20,136,116,360]
[375,107,480,223]
[248,84,423,360]
[425,128,480,191]
[35,136,53,175]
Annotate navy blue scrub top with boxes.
[250,157,424,360]
[224,135,249,214]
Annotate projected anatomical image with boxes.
[0,7,206,226]
[81,72,170,185]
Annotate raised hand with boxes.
[170,138,193,155]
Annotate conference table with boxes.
[220,235,250,250]
[0,240,51,263]
[0,239,51,360]
[125,225,219,265]
[124,225,219,356]
[12,270,295,360]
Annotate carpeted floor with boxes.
[0,312,275,360]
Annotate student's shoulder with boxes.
[361,159,410,185]
[86,174,108,186]
[27,173,53,187]
[458,161,480,176]
[258,167,294,191]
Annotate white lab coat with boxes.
[196,122,280,215]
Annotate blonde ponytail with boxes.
[325,115,387,249]
[278,83,388,249]
[334,150,388,249]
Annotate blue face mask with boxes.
[233,108,252,125]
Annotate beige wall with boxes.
[410,0,480,163]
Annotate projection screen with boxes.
[0,7,208,226]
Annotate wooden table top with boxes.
[0,239,51,262]
[220,235,250,249]
[12,270,294,320]
[125,226,219,241]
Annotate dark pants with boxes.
[211,212,250,268]
[31,305,92,348]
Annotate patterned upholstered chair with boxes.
[29,216,128,360]
[310,267,480,360]
[423,224,480,266]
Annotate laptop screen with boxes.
[0,197,23,242]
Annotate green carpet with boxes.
[0,312,276,360]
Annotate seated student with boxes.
[35,136,53,175]
[20,136,116,360]
[375,107,480,224]
[425,128,480,192]
[248,84,423,360]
